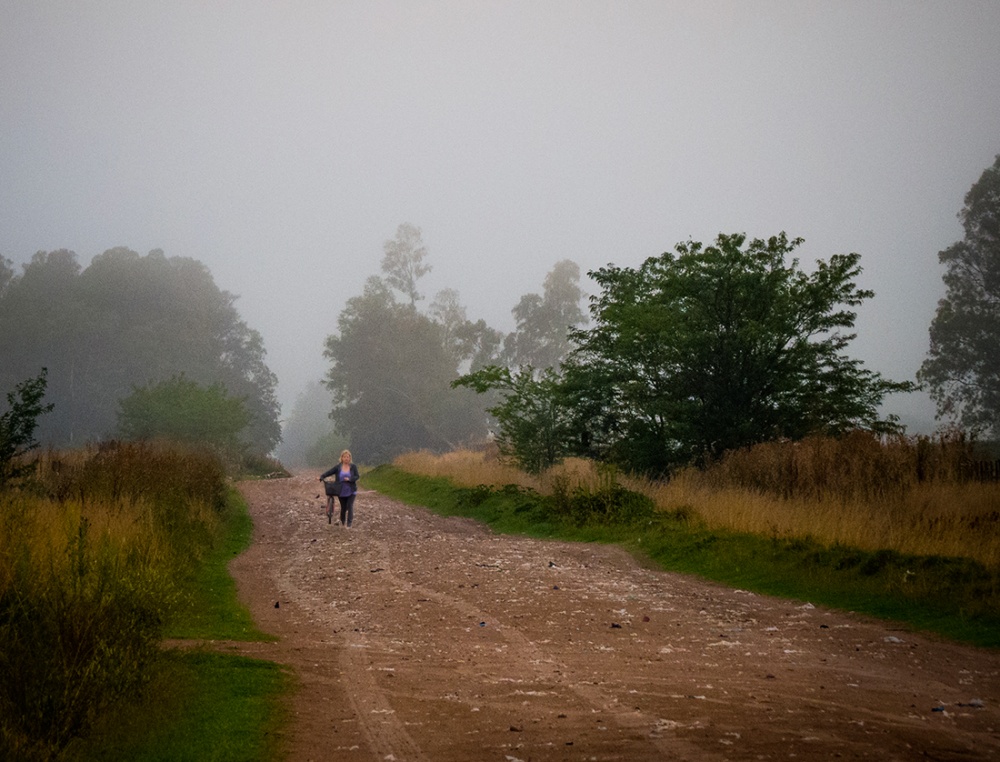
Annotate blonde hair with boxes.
[340,450,352,460]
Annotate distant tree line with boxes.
[319,223,587,464]
[318,223,929,474]
[0,247,280,455]
[449,156,998,474]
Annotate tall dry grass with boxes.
[392,432,1000,569]
[393,447,601,493]
[0,441,229,761]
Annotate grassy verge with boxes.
[366,464,1000,650]
[166,488,272,641]
[64,486,289,762]
[64,650,288,762]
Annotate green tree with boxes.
[0,369,55,487]
[429,288,470,364]
[216,319,282,453]
[117,375,250,453]
[504,259,587,369]
[565,233,912,474]
[0,250,89,444]
[452,318,505,374]
[454,365,572,473]
[381,223,431,306]
[919,155,1000,437]
[323,276,485,462]
[429,291,505,372]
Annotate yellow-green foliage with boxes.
[394,433,1000,569]
[0,442,229,761]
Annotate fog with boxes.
[2,1,999,433]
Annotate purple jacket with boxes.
[320,463,359,495]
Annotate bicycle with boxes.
[322,479,337,523]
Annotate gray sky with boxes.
[2,1,999,432]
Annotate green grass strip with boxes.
[366,465,1000,650]
[63,651,290,762]
[166,488,272,641]
[66,487,289,760]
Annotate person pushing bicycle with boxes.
[320,449,359,526]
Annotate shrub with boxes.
[117,375,250,461]
[0,369,54,489]
[239,452,291,479]
[548,466,654,526]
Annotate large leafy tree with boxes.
[452,260,587,469]
[0,250,91,443]
[454,365,572,473]
[0,248,280,453]
[276,380,347,467]
[323,276,486,463]
[0,255,15,298]
[565,233,911,474]
[430,288,505,372]
[919,155,1000,437]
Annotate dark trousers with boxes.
[337,494,355,526]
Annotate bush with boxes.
[0,507,172,759]
[117,375,250,461]
[0,369,54,489]
[239,452,291,479]
[548,466,655,526]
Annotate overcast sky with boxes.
[2,1,999,432]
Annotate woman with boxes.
[320,450,360,527]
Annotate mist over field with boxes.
[2,1,1000,438]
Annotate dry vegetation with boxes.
[394,431,1000,569]
[0,442,230,760]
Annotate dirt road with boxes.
[230,472,1000,761]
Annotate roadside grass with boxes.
[65,485,288,762]
[63,650,289,762]
[1,443,288,761]
[392,435,1000,569]
[62,484,288,761]
[366,463,1000,650]
[166,488,272,641]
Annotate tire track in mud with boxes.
[363,534,728,762]
[236,474,1000,762]
[249,489,431,762]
